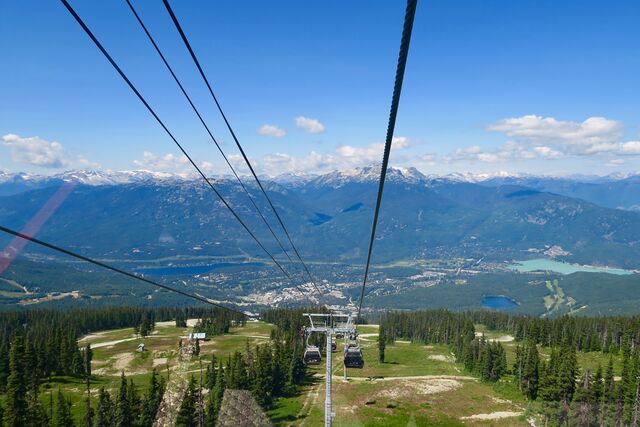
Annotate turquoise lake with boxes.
[508,258,634,275]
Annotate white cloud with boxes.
[258,137,411,175]
[446,141,561,164]
[620,141,640,155]
[533,145,563,159]
[607,159,625,167]
[258,124,286,138]
[392,136,410,149]
[295,116,325,134]
[1,133,99,169]
[133,151,189,171]
[487,115,622,155]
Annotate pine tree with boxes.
[206,354,217,390]
[204,386,217,427]
[141,369,164,427]
[212,361,226,416]
[83,395,94,427]
[53,389,74,427]
[253,345,273,407]
[115,372,132,427]
[602,356,616,426]
[523,341,539,400]
[378,327,386,363]
[28,387,50,427]
[558,345,577,404]
[272,339,285,397]
[176,376,197,427]
[572,369,596,426]
[83,344,93,377]
[127,379,141,426]
[3,335,28,427]
[591,364,603,425]
[94,388,114,427]
[287,343,305,393]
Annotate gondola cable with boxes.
[59,0,315,303]
[0,225,256,319]
[124,0,295,270]
[356,0,418,322]
[162,0,325,299]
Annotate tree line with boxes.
[380,309,640,426]
[175,309,309,426]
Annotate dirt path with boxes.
[460,411,523,421]
[298,381,322,426]
[89,337,138,349]
[153,340,194,427]
[332,374,477,382]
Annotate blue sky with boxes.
[2,0,640,176]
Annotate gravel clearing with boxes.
[460,411,523,420]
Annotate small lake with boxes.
[482,296,518,310]
[508,259,634,276]
[136,262,264,276]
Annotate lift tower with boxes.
[303,312,356,427]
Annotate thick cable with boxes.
[59,0,314,303]
[162,0,324,298]
[0,225,255,318]
[124,0,295,269]
[356,0,418,321]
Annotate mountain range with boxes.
[2,166,640,269]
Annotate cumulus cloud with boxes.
[1,133,98,169]
[133,151,189,171]
[295,116,325,134]
[258,124,286,138]
[487,115,623,155]
[446,141,563,164]
[620,141,640,155]
[258,137,411,175]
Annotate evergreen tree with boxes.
[602,356,616,426]
[212,361,226,417]
[53,389,75,427]
[28,387,50,427]
[287,344,305,390]
[378,327,386,363]
[176,376,197,427]
[83,344,93,377]
[115,372,132,427]
[206,354,217,390]
[3,335,28,427]
[126,379,141,426]
[141,369,165,427]
[272,339,285,398]
[83,395,94,427]
[523,341,539,400]
[204,386,217,427]
[571,369,597,426]
[94,388,114,427]
[253,345,273,407]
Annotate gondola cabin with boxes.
[344,346,364,368]
[303,345,322,365]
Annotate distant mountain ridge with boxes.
[2,166,640,269]
[3,167,640,210]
